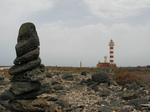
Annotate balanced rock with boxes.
[0,22,47,111]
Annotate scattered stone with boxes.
[96,100,109,106]
[110,100,122,107]
[9,98,47,112]
[0,76,10,86]
[0,90,15,100]
[46,72,52,78]
[122,89,137,100]
[56,100,70,108]
[53,72,61,75]
[0,80,10,85]
[99,88,110,97]
[80,79,86,85]
[123,83,139,90]
[98,106,111,112]
[0,76,4,80]
[62,73,74,81]
[120,108,132,112]
[92,71,108,83]
[128,98,149,107]
[81,71,87,76]
[52,85,63,90]
[0,68,150,112]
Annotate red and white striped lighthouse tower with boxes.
[96,39,117,68]
[109,39,115,63]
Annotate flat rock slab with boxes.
[9,57,41,75]
[11,81,41,95]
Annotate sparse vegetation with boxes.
[0,66,150,87]
[114,69,150,86]
[136,73,150,87]
[114,69,137,85]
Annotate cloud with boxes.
[1,0,55,12]
[0,0,57,24]
[83,0,150,19]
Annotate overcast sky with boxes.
[0,0,150,67]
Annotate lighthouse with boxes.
[96,39,117,68]
[109,39,117,67]
[109,39,115,63]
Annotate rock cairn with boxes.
[1,23,47,112]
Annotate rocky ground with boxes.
[0,67,150,112]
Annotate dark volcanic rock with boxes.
[110,100,122,107]
[0,90,15,100]
[14,47,40,65]
[98,106,111,112]
[11,81,41,95]
[128,98,149,107]
[80,79,87,84]
[11,68,46,82]
[99,88,110,97]
[9,57,41,75]
[0,76,4,80]
[123,83,139,90]
[62,73,74,81]
[0,100,10,110]
[46,72,52,78]
[122,89,138,100]
[96,100,109,106]
[0,80,10,85]
[56,100,70,108]
[81,71,87,76]
[92,71,108,83]
[0,76,10,85]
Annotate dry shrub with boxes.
[114,69,138,85]
[46,66,98,74]
[114,69,150,86]
[136,73,150,87]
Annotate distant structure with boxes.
[109,39,116,67]
[104,56,107,63]
[80,61,82,68]
[97,56,110,68]
[97,39,117,68]
[109,39,115,63]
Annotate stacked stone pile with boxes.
[0,23,47,112]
